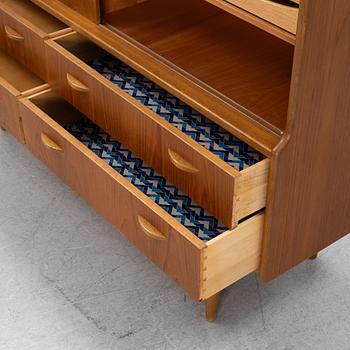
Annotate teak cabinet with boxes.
[0,0,349,322]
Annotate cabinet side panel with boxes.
[259,0,350,282]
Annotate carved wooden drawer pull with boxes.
[168,149,199,174]
[41,133,63,152]
[66,73,89,92]
[137,216,167,241]
[4,25,24,41]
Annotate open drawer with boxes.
[0,48,45,142]
[19,89,264,300]
[0,0,70,80]
[29,0,294,155]
[45,31,269,229]
[101,0,295,143]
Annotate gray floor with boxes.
[1,130,349,350]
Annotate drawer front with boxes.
[0,6,46,80]
[58,0,100,23]
[202,212,264,298]
[45,37,239,229]
[0,76,23,142]
[19,94,204,300]
[226,0,299,34]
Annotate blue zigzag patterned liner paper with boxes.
[64,117,227,241]
[88,55,265,172]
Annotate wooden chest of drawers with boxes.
[0,0,349,322]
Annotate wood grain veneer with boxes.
[19,89,265,302]
[19,89,205,300]
[260,0,350,281]
[30,0,283,156]
[57,0,100,23]
[0,0,69,79]
[0,49,45,142]
[102,0,148,13]
[0,0,66,33]
[204,0,296,44]
[43,31,269,228]
[0,76,23,142]
[224,0,298,34]
[0,49,43,92]
[105,0,294,135]
[202,213,264,299]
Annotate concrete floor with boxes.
[1,130,350,350]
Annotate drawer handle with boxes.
[66,73,89,93]
[137,216,166,241]
[168,149,199,174]
[41,133,63,152]
[4,25,24,42]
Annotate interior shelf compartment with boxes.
[102,0,295,154]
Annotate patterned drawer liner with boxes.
[64,117,227,241]
[88,55,265,172]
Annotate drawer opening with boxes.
[53,33,266,173]
[0,0,67,34]
[100,0,294,134]
[27,90,230,242]
[21,88,265,300]
[0,49,44,92]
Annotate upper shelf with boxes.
[31,0,295,156]
[205,0,299,45]
[103,0,294,152]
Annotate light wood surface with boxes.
[0,49,43,92]
[0,75,23,142]
[102,0,147,13]
[205,0,296,44]
[44,32,269,228]
[105,0,294,135]
[4,25,23,41]
[260,0,350,282]
[202,213,264,299]
[41,132,63,152]
[236,158,269,220]
[137,215,167,241]
[57,0,100,23]
[205,292,221,322]
[167,149,199,174]
[0,0,68,79]
[31,0,282,156]
[66,72,90,92]
[0,0,66,34]
[224,0,298,34]
[19,89,206,300]
[0,48,45,142]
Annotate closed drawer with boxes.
[0,48,45,142]
[0,0,69,80]
[45,32,270,229]
[224,0,299,34]
[19,89,264,300]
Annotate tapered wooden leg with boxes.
[205,292,221,322]
[309,253,318,260]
